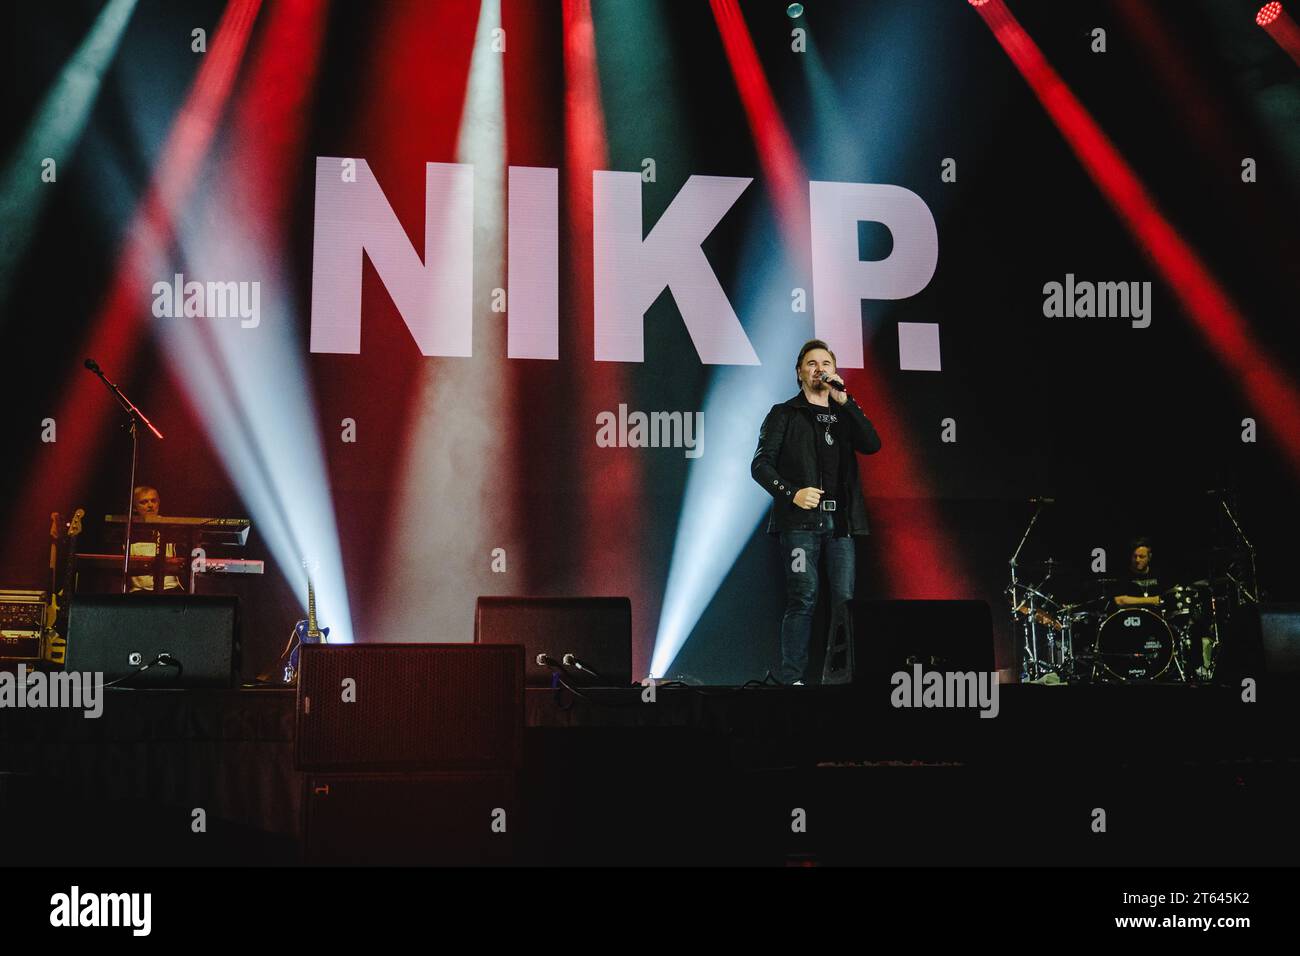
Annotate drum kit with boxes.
[1009,563,1237,683]
[1008,495,1258,685]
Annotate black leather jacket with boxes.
[751,391,882,535]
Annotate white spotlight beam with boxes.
[0,0,140,314]
[165,207,354,644]
[650,243,807,679]
[377,0,512,645]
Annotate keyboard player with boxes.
[128,485,184,592]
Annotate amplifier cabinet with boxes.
[295,643,525,773]
[0,590,47,662]
[303,772,516,865]
[65,594,238,687]
[475,596,632,687]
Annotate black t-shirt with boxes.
[1118,572,1159,601]
[811,404,849,535]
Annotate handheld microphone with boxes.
[818,372,847,393]
[563,653,606,682]
[1029,496,1055,505]
[84,358,102,374]
[536,653,566,670]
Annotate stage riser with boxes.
[303,773,516,866]
[4,761,1296,866]
[3,685,1298,865]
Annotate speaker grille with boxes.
[475,596,632,686]
[65,594,238,687]
[295,643,524,772]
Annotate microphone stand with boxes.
[85,360,164,593]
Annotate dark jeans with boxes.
[778,517,855,684]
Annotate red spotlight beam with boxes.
[9,0,262,552]
[1112,0,1300,277]
[158,0,328,483]
[972,0,1300,479]
[562,0,654,672]
[224,0,327,233]
[1258,3,1300,65]
[708,0,810,270]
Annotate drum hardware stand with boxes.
[1196,490,1257,682]
[1216,492,1258,604]
[1172,626,1190,682]
[1198,593,1223,681]
[1009,499,1053,681]
[1055,606,1090,683]
[1163,596,1191,683]
[1008,580,1048,681]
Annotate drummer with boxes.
[1114,537,1222,680]
[1112,537,1160,609]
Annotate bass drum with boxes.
[1095,606,1176,681]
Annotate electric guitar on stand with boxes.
[42,507,84,665]
[283,560,328,684]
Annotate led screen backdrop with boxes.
[3,0,1298,682]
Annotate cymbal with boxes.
[1013,585,1061,606]
[1057,602,1102,615]
[1015,558,1064,570]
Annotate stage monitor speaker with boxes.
[303,772,516,865]
[474,596,632,687]
[65,593,238,687]
[295,643,524,773]
[851,599,995,686]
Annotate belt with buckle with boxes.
[819,499,838,511]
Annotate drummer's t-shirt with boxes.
[1121,574,1159,598]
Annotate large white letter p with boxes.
[809,182,938,369]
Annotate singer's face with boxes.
[134,489,160,515]
[801,349,835,390]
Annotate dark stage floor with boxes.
[2,681,1296,866]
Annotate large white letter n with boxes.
[310,158,473,355]
[593,172,758,364]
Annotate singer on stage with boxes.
[751,340,882,685]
